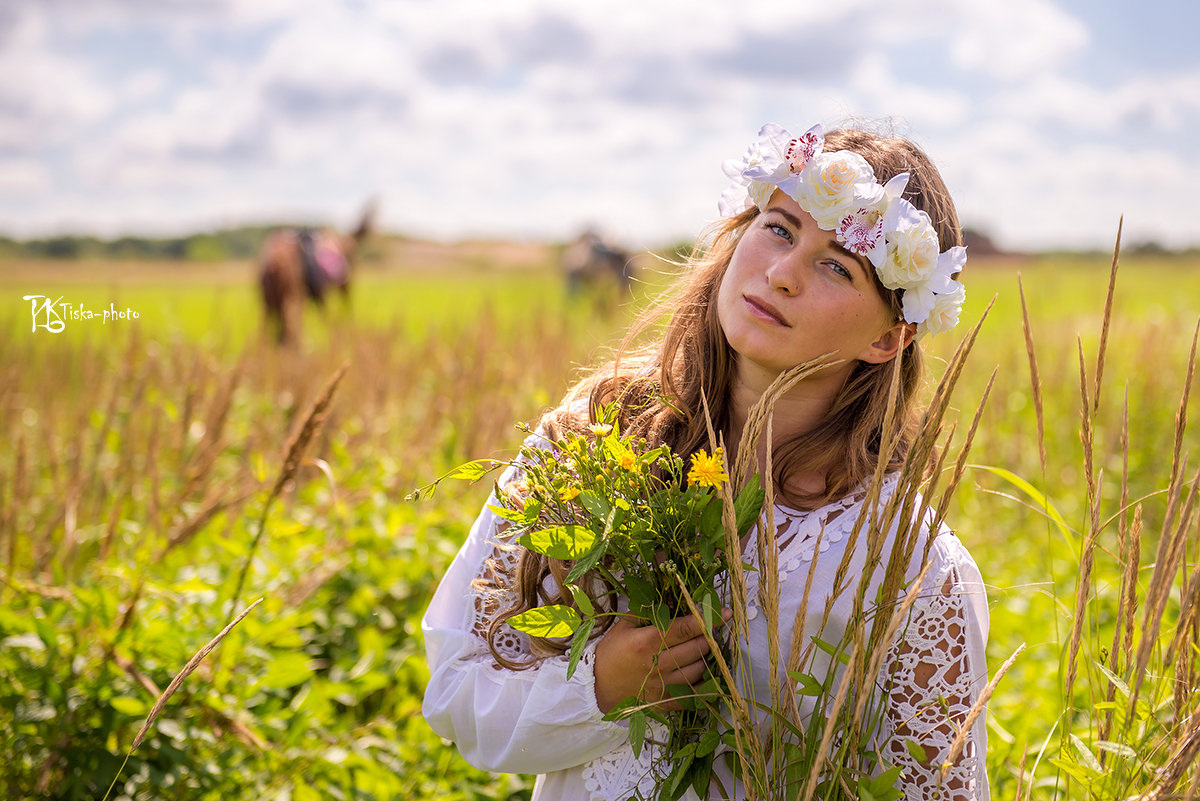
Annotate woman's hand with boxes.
[593,610,729,714]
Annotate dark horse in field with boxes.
[561,230,634,306]
[259,200,376,345]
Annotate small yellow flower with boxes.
[688,448,728,489]
[589,423,613,438]
[618,450,638,471]
[559,485,580,502]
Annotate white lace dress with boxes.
[422,465,990,801]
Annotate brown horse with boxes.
[259,200,376,345]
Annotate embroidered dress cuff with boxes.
[423,632,626,775]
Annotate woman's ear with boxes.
[859,321,916,364]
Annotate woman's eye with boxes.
[827,261,851,279]
[767,222,791,241]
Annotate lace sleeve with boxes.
[468,527,534,667]
[879,534,990,801]
[421,458,628,775]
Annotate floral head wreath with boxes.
[719,123,967,338]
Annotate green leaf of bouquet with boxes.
[664,754,694,801]
[600,695,640,722]
[811,636,852,667]
[689,754,713,799]
[577,490,611,520]
[486,504,536,525]
[624,574,656,618]
[446,459,502,482]
[564,540,608,584]
[787,670,825,697]
[697,494,723,538]
[699,586,717,633]
[518,525,597,560]
[566,617,595,680]
[734,474,766,535]
[628,709,647,759]
[566,583,596,617]
[650,602,673,632]
[783,742,807,790]
[869,765,904,797]
[905,739,928,763]
[506,605,581,638]
[696,729,721,758]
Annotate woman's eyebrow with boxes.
[765,204,870,277]
[831,241,870,276]
[765,206,805,230]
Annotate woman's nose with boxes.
[765,251,803,295]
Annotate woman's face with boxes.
[716,190,905,390]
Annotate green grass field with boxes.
[1,242,1197,800]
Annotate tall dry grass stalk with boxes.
[101,597,264,801]
[228,363,347,616]
[1019,276,1048,475]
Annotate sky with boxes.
[2,0,1199,253]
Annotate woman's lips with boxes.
[743,294,790,327]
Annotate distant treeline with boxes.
[0,225,1195,262]
[0,225,292,262]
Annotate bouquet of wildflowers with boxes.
[417,401,765,801]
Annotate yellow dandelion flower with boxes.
[559,485,580,502]
[688,448,728,489]
[618,450,638,471]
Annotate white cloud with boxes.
[0,11,112,153]
[0,0,1197,252]
[947,0,1089,80]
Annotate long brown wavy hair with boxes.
[483,125,964,668]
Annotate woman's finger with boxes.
[657,635,712,674]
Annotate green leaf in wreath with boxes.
[506,605,581,638]
[518,525,596,560]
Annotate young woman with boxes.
[422,122,989,800]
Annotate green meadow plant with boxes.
[980,231,1200,801]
